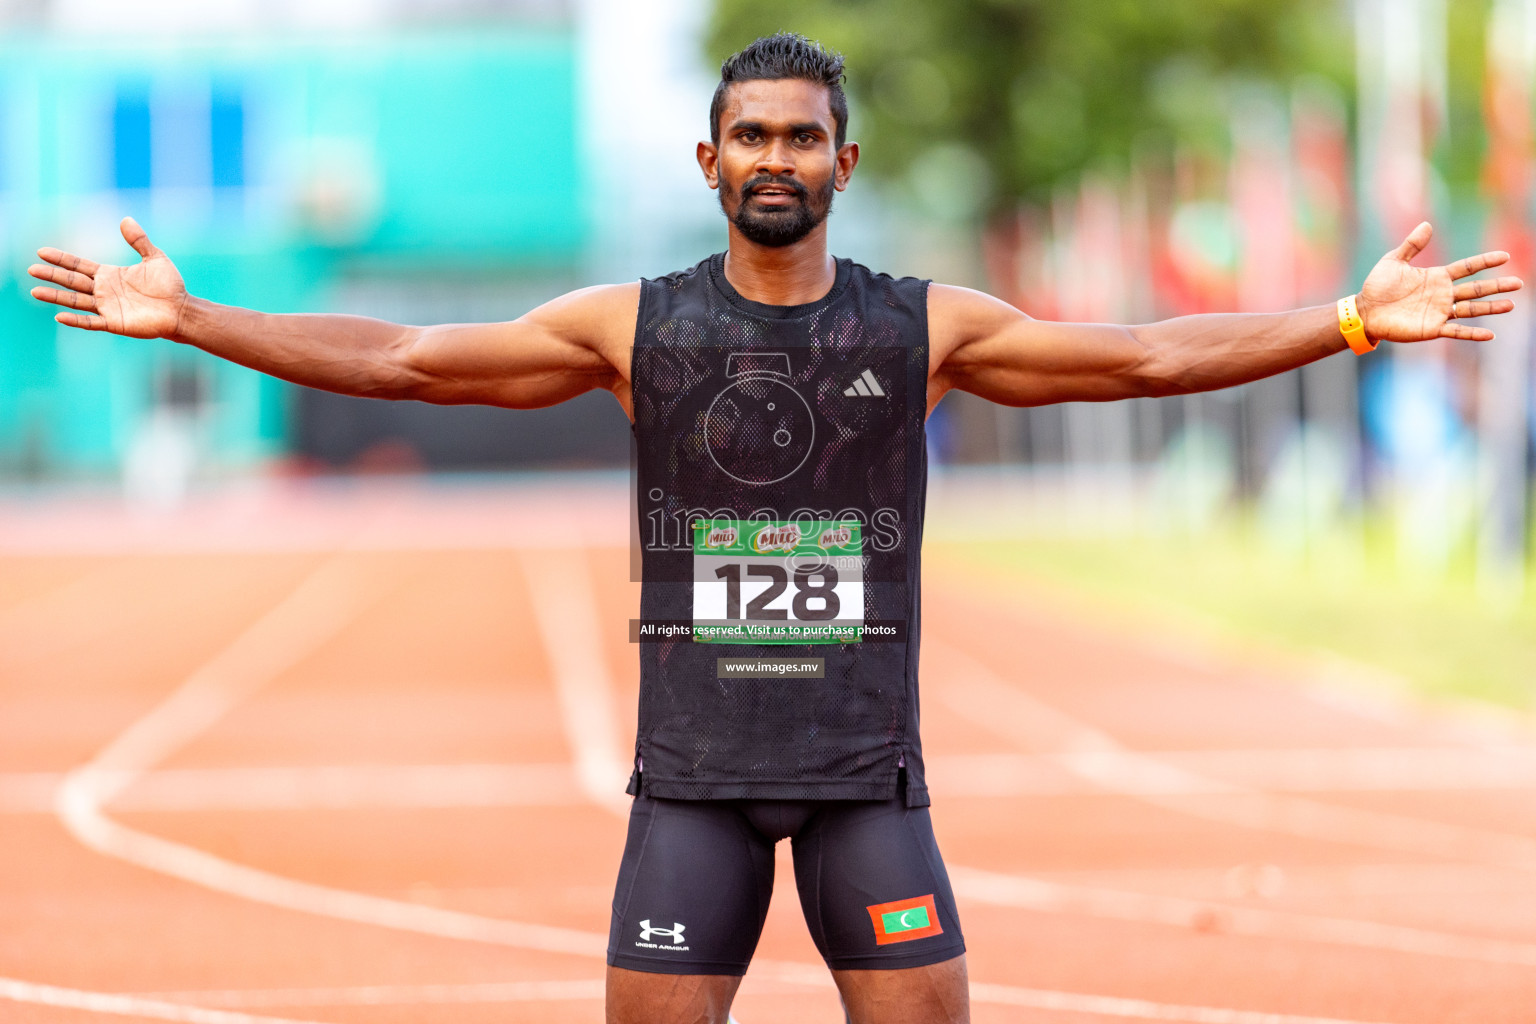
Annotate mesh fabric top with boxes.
[630,254,931,805]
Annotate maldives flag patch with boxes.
[866,894,943,945]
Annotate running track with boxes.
[3,476,1535,1023]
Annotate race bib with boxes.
[692,519,865,644]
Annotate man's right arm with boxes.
[171,284,639,412]
[29,217,638,415]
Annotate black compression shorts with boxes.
[606,792,966,975]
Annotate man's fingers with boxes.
[1389,221,1434,262]
[1452,298,1515,319]
[54,311,107,331]
[35,246,100,277]
[30,285,99,313]
[1447,250,1511,280]
[30,284,99,313]
[1453,275,1523,300]
[1439,322,1495,341]
[120,216,160,259]
[27,263,95,293]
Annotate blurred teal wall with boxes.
[0,28,583,477]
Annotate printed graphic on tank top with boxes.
[630,253,930,805]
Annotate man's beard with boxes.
[723,174,834,247]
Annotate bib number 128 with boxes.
[692,519,863,644]
[713,562,840,621]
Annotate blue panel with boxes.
[211,87,244,188]
[113,90,151,190]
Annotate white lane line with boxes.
[128,980,606,1007]
[929,639,1536,870]
[0,975,334,1024]
[1147,745,1536,791]
[950,865,1536,967]
[125,975,835,1007]
[60,556,380,810]
[517,547,631,817]
[48,553,606,963]
[51,812,607,955]
[930,746,1536,794]
[13,742,1536,816]
[30,547,1415,1024]
[5,763,581,815]
[106,763,580,811]
[38,763,576,814]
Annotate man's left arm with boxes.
[929,222,1522,411]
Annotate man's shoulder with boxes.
[839,259,931,325]
[841,257,930,290]
[518,281,642,359]
[643,254,716,289]
[537,281,642,322]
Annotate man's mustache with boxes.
[739,175,810,201]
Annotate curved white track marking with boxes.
[928,639,1536,869]
[107,762,580,812]
[55,813,608,955]
[61,556,382,809]
[130,980,606,1007]
[950,866,1536,966]
[16,742,1536,816]
[1140,744,1536,791]
[5,763,582,815]
[50,553,607,960]
[129,976,829,1007]
[517,547,631,817]
[928,746,1536,795]
[0,975,332,1024]
[16,542,1417,1024]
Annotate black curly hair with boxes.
[709,33,849,147]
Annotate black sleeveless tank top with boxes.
[629,252,930,806]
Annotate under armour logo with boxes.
[843,369,886,397]
[638,920,686,943]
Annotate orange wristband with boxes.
[1337,295,1377,354]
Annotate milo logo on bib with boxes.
[751,524,802,553]
[692,519,865,644]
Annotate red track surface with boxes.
[4,478,1536,1023]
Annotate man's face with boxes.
[700,79,857,248]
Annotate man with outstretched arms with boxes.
[27,33,1521,1024]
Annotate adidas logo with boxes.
[843,369,886,398]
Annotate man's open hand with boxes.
[28,217,187,339]
[1358,221,1523,343]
